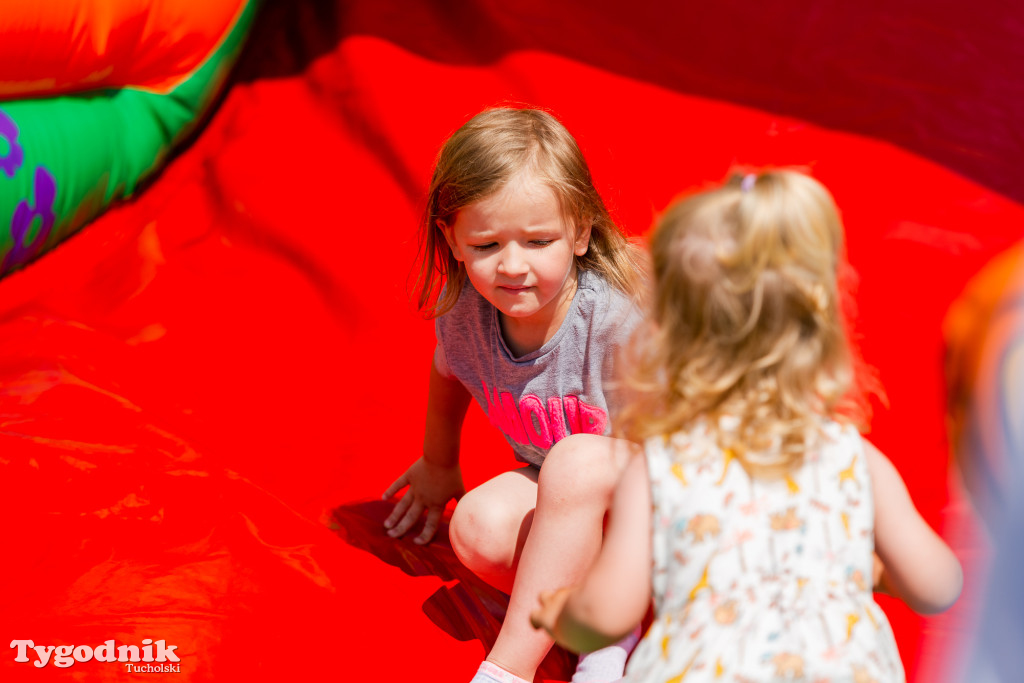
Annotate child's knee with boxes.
[450,494,520,571]
[539,434,623,500]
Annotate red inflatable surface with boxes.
[3,1,1022,681]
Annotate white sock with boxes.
[470,661,532,683]
[571,626,642,683]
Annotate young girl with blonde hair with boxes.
[383,107,645,683]
[532,170,963,682]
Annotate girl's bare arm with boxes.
[383,349,471,543]
[867,441,963,614]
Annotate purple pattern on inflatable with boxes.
[0,110,24,178]
[3,166,56,273]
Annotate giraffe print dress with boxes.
[624,419,905,683]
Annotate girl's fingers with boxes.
[530,592,554,630]
[415,507,443,545]
[382,473,409,500]
[384,493,413,530]
[389,500,425,538]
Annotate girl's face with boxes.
[441,172,590,347]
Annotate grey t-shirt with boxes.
[435,269,641,467]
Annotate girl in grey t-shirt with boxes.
[382,107,645,683]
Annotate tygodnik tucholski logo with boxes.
[11,639,181,672]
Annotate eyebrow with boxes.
[462,225,563,241]
[517,223,565,237]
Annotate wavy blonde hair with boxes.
[618,170,866,474]
[414,107,645,316]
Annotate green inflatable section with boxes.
[0,0,260,279]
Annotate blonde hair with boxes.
[414,107,644,316]
[618,170,867,474]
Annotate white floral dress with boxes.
[625,419,905,683]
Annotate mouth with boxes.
[498,285,531,292]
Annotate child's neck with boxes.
[499,315,553,357]
[499,277,579,357]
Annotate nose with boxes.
[497,243,528,277]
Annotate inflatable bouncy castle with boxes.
[0,0,259,277]
[1,2,1021,681]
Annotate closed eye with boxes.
[470,242,498,251]
[530,239,553,246]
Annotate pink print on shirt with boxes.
[481,380,608,449]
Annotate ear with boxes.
[438,220,464,262]
[573,220,593,257]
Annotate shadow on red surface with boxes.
[331,500,575,679]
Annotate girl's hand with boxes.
[530,586,574,638]
[872,552,889,594]
[382,457,465,545]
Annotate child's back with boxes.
[530,171,961,683]
[631,417,903,682]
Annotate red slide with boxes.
[2,2,1021,681]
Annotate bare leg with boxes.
[450,466,539,595]
[486,435,633,681]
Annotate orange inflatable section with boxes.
[945,242,1024,526]
[0,0,247,97]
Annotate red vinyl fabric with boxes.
[2,1,1022,681]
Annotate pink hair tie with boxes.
[741,174,757,192]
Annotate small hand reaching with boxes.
[530,586,574,638]
[382,457,465,545]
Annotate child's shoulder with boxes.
[815,418,864,452]
[435,280,491,341]
[799,419,867,479]
[643,420,721,466]
[577,269,642,332]
[578,268,630,304]
[645,417,864,469]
